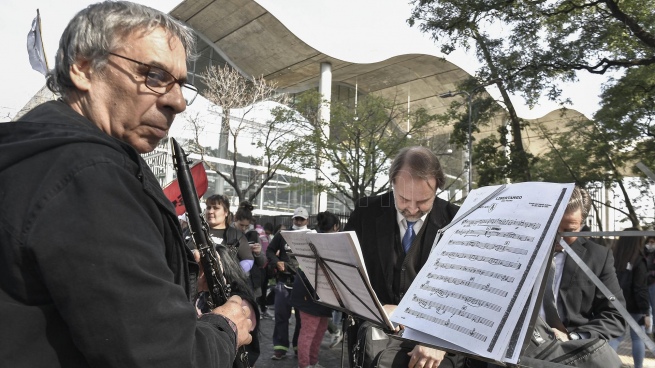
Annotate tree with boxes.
[411,0,654,103]
[530,61,655,228]
[593,64,655,173]
[531,116,647,229]
[409,0,655,185]
[408,2,535,185]
[280,90,437,210]
[186,65,307,203]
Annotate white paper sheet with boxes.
[391,182,574,363]
[282,230,393,329]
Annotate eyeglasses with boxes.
[108,52,198,106]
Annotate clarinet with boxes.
[171,138,251,368]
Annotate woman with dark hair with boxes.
[205,195,254,274]
[291,211,340,368]
[202,195,262,365]
[609,228,651,368]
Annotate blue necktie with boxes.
[403,221,416,253]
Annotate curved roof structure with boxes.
[170,0,472,118]
[169,0,588,160]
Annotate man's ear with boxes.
[69,59,93,92]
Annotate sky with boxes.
[0,0,609,121]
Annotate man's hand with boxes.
[552,328,569,341]
[276,261,285,272]
[382,304,402,332]
[212,295,253,347]
[645,315,652,332]
[407,345,446,368]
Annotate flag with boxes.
[163,162,209,216]
[27,10,48,76]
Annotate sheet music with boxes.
[392,182,574,363]
[282,230,393,329]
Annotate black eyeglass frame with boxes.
[107,52,198,105]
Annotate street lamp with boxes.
[439,78,502,194]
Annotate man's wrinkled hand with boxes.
[407,345,446,368]
[212,295,253,347]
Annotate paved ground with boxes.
[253,311,347,368]
[617,335,655,368]
[252,310,655,368]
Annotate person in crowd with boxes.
[266,207,309,359]
[329,310,344,349]
[645,235,655,338]
[543,186,626,342]
[264,222,275,240]
[255,222,274,312]
[609,229,651,368]
[205,195,255,274]
[232,201,266,316]
[344,146,460,368]
[253,222,270,253]
[291,211,341,368]
[179,213,191,242]
[259,222,276,315]
[0,2,251,367]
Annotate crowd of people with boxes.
[2,1,655,368]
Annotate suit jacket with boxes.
[344,191,459,305]
[558,237,627,340]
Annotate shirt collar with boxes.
[396,211,427,230]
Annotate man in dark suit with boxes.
[545,186,626,341]
[345,146,459,368]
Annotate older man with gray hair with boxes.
[0,2,251,367]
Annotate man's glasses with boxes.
[108,52,198,106]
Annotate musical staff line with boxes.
[419,283,503,312]
[462,218,541,230]
[448,240,528,255]
[427,272,508,297]
[412,295,495,327]
[405,307,488,342]
[434,259,515,283]
[441,251,522,270]
[455,229,535,242]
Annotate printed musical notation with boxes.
[418,282,503,312]
[448,239,528,255]
[441,251,522,270]
[405,307,488,342]
[391,182,575,364]
[427,272,508,297]
[433,259,515,283]
[455,229,535,242]
[462,218,541,230]
[412,295,494,327]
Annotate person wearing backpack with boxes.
[609,228,651,368]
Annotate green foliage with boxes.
[281,90,436,209]
[410,0,655,225]
[594,64,655,174]
[410,0,655,106]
